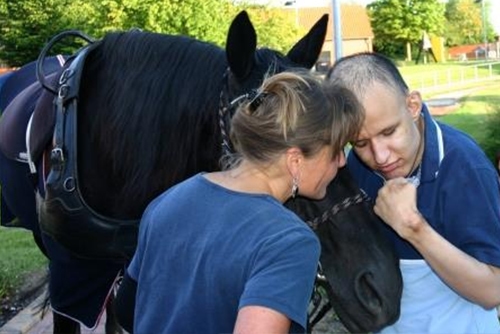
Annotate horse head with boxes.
[286,166,402,332]
[219,10,328,156]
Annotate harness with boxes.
[38,40,139,262]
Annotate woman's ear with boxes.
[406,90,423,120]
[286,147,302,177]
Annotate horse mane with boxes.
[78,30,228,218]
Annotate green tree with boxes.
[240,5,304,54]
[445,0,483,46]
[140,0,237,46]
[368,0,445,61]
[0,0,76,66]
[63,0,110,37]
[0,0,303,67]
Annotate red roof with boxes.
[448,43,490,56]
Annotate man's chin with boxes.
[378,170,404,180]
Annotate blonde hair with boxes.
[225,69,364,168]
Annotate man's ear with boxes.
[407,90,423,120]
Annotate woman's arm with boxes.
[234,305,291,334]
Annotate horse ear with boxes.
[287,14,328,69]
[226,10,257,80]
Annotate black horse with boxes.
[287,167,402,332]
[0,11,401,334]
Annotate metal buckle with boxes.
[58,84,69,99]
[50,147,65,165]
[58,68,72,85]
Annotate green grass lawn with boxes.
[0,226,48,298]
[398,62,500,147]
[433,82,500,162]
[399,61,500,93]
[398,60,500,75]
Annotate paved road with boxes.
[0,286,108,334]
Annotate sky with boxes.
[489,1,500,34]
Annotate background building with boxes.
[282,3,374,70]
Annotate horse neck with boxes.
[77,35,229,219]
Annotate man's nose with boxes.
[371,140,390,165]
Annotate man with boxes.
[327,52,500,333]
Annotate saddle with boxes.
[37,42,139,262]
[0,58,65,230]
[0,58,65,167]
[0,56,66,112]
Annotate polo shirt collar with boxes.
[420,104,445,183]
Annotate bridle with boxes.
[306,190,370,230]
[218,68,239,157]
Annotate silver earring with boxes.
[291,178,299,198]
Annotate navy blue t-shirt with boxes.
[348,105,500,266]
[128,173,320,334]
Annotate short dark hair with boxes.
[326,52,409,100]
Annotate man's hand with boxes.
[374,177,425,239]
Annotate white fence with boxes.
[404,61,500,93]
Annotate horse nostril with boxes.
[354,270,383,316]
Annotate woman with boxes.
[115,70,364,334]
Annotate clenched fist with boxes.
[374,177,426,240]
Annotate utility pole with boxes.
[332,0,342,61]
